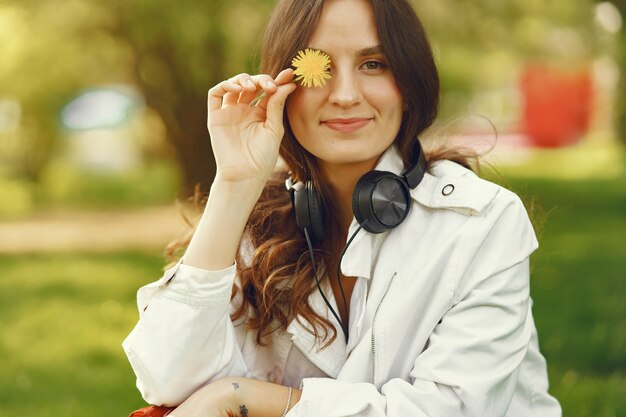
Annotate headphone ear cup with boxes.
[352,171,411,234]
[293,181,325,244]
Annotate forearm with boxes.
[228,377,302,417]
[183,177,265,271]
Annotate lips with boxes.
[322,118,372,133]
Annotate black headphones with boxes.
[286,141,427,244]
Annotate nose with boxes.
[328,68,362,108]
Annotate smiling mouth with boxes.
[322,118,372,133]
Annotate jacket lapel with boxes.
[287,282,347,378]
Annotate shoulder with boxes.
[411,159,524,218]
[410,161,538,299]
[408,160,537,259]
[409,160,538,256]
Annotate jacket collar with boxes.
[339,145,499,279]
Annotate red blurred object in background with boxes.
[521,65,594,147]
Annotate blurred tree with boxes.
[105,0,231,196]
[2,0,273,195]
[0,2,111,180]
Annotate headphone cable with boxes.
[304,227,345,341]
[303,223,365,344]
[335,222,366,343]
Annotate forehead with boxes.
[308,0,380,52]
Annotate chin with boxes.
[297,132,393,169]
[314,148,384,169]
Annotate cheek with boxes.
[286,93,304,135]
[286,89,320,135]
[364,79,403,116]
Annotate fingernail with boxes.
[246,80,255,88]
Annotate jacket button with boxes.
[442,184,455,196]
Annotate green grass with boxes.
[508,175,626,417]
[0,252,164,417]
[0,174,624,416]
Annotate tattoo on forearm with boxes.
[239,404,249,417]
[232,382,240,390]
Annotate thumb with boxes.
[265,82,297,134]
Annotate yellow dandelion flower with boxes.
[291,48,332,88]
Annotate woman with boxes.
[123,0,562,416]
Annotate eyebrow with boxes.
[309,45,384,58]
[356,45,384,57]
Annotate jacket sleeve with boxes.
[288,194,538,417]
[122,261,248,406]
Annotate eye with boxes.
[361,60,387,72]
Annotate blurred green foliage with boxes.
[1,0,622,198]
[37,160,180,210]
[0,172,625,416]
[0,160,179,219]
[0,0,277,194]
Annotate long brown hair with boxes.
[226,0,478,348]
[167,0,479,347]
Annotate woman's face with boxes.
[286,0,404,176]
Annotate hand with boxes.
[207,69,297,185]
[168,376,302,417]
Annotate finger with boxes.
[255,68,294,109]
[241,75,277,105]
[265,82,297,136]
[238,78,260,104]
[208,81,243,112]
[219,73,255,106]
[222,74,248,106]
[274,68,295,86]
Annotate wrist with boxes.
[205,176,266,214]
[209,176,266,208]
[184,174,265,270]
[217,377,302,417]
[212,173,268,195]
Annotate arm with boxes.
[122,263,247,406]
[186,68,297,271]
[160,244,530,417]
[123,70,297,406]
[169,377,303,417]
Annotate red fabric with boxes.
[129,405,176,417]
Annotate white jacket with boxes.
[123,146,562,417]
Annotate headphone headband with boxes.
[402,143,427,189]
